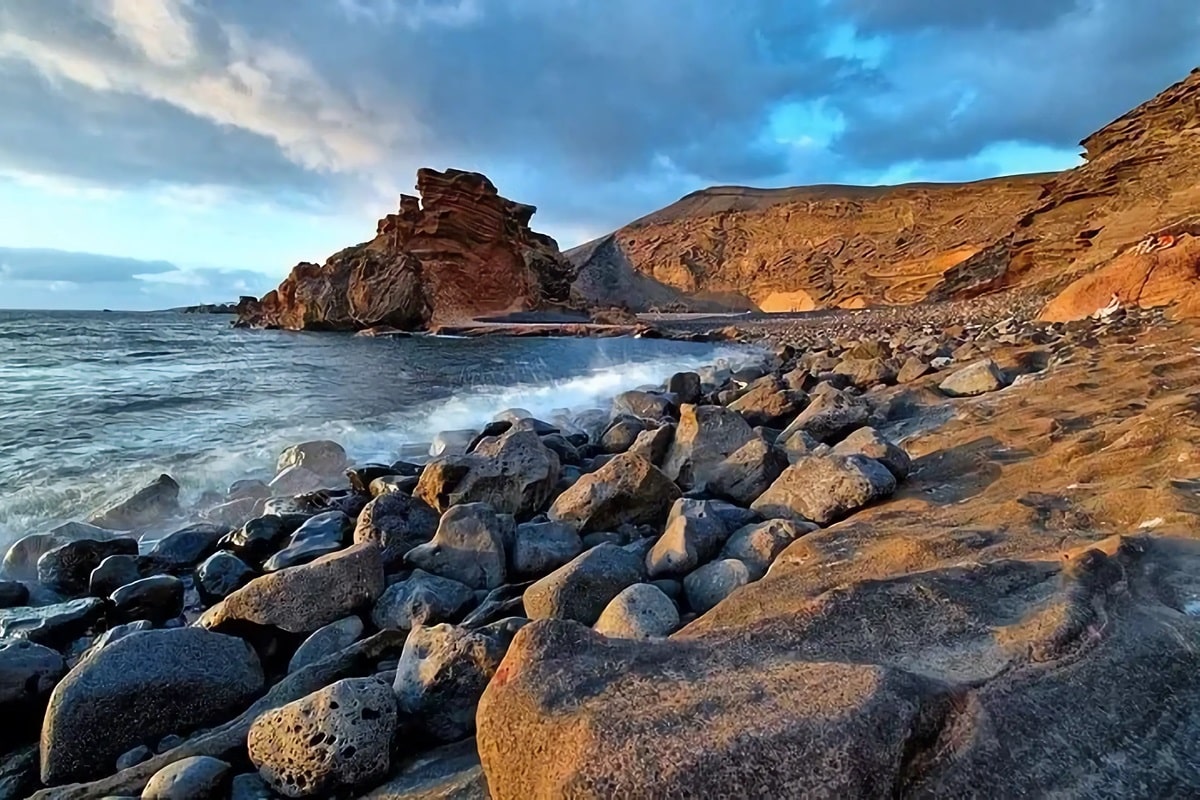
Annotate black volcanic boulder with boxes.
[353,492,440,570]
[37,535,139,595]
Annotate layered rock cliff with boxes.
[581,68,1200,317]
[237,169,580,331]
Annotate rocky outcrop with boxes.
[237,169,580,331]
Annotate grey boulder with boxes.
[353,492,440,569]
[510,521,582,576]
[38,535,139,595]
[752,454,897,526]
[594,583,679,639]
[683,558,751,614]
[939,358,1007,397]
[141,756,231,800]
[287,615,365,674]
[405,503,511,590]
[88,474,181,530]
[370,569,475,631]
[523,543,644,625]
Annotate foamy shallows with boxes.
[0,309,764,543]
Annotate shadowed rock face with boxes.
[237,169,579,331]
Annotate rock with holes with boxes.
[40,628,263,785]
[141,756,231,800]
[752,455,896,526]
[594,583,680,639]
[248,677,397,798]
[404,503,511,590]
[548,452,680,533]
[661,405,756,490]
[353,492,440,570]
[415,426,560,517]
[830,427,912,480]
[939,358,1007,397]
[393,623,513,742]
[720,519,815,580]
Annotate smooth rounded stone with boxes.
[727,377,802,428]
[404,504,511,591]
[40,628,264,785]
[649,578,683,603]
[263,511,354,572]
[539,433,580,465]
[88,474,181,530]
[430,429,478,458]
[38,535,139,595]
[389,459,424,478]
[0,579,29,608]
[141,756,231,800]
[3,522,118,581]
[720,519,815,580]
[248,677,397,798]
[830,426,912,480]
[599,417,646,455]
[147,524,229,572]
[353,492,440,570]
[776,383,871,445]
[415,427,561,517]
[705,435,790,506]
[199,543,385,636]
[287,615,365,674]
[89,554,144,597]
[939,358,1007,397]
[683,558,751,614]
[668,372,702,405]
[611,390,676,422]
[89,620,155,655]
[751,454,897,526]
[158,734,186,753]
[833,357,897,388]
[896,355,932,383]
[230,772,274,800]
[523,543,644,625]
[116,744,154,771]
[594,583,679,639]
[369,474,419,497]
[228,479,271,501]
[110,575,185,625]
[200,497,261,528]
[268,465,327,497]
[345,464,397,494]
[662,404,756,490]
[548,452,680,534]
[510,521,582,576]
[645,499,733,578]
[194,552,256,606]
[0,640,64,731]
[0,597,105,648]
[277,440,348,477]
[394,623,512,742]
[370,569,475,631]
[221,514,310,563]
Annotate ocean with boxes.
[0,310,753,545]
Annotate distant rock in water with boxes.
[236,168,581,332]
[175,303,237,314]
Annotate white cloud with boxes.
[102,0,198,67]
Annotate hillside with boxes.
[580,68,1200,316]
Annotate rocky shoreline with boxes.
[1,302,1197,798]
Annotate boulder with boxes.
[896,355,932,383]
[394,623,511,742]
[87,620,155,655]
[38,535,139,595]
[370,569,475,631]
[2,522,116,581]
[230,772,274,800]
[667,372,702,405]
[147,523,229,572]
[611,390,675,421]
[0,640,64,745]
[353,492,440,570]
[720,519,814,580]
[199,543,385,635]
[263,511,354,572]
[832,357,896,388]
[220,514,309,564]
[352,738,485,800]
[727,377,801,428]
[268,465,329,497]
[645,499,732,578]
[593,583,679,639]
[431,430,477,458]
[141,756,231,800]
[779,427,823,463]
[194,551,256,606]
[110,575,185,625]
[0,579,28,608]
[287,615,365,674]
[523,543,643,625]
[510,521,583,576]
[248,677,396,798]
[415,427,560,517]
[548,453,680,533]
[661,405,756,490]
[599,417,646,454]
[683,558,751,613]
[626,424,674,466]
[705,435,789,506]
[0,598,105,649]
[88,554,143,597]
[88,474,181,530]
[276,440,348,477]
[777,384,870,444]
[830,426,912,480]
[405,503,511,590]
[752,455,897,526]
[939,358,1007,397]
[40,628,263,785]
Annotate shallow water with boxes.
[0,310,755,542]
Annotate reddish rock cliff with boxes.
[237,169,580,331]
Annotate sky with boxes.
[0,0,1196,310]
